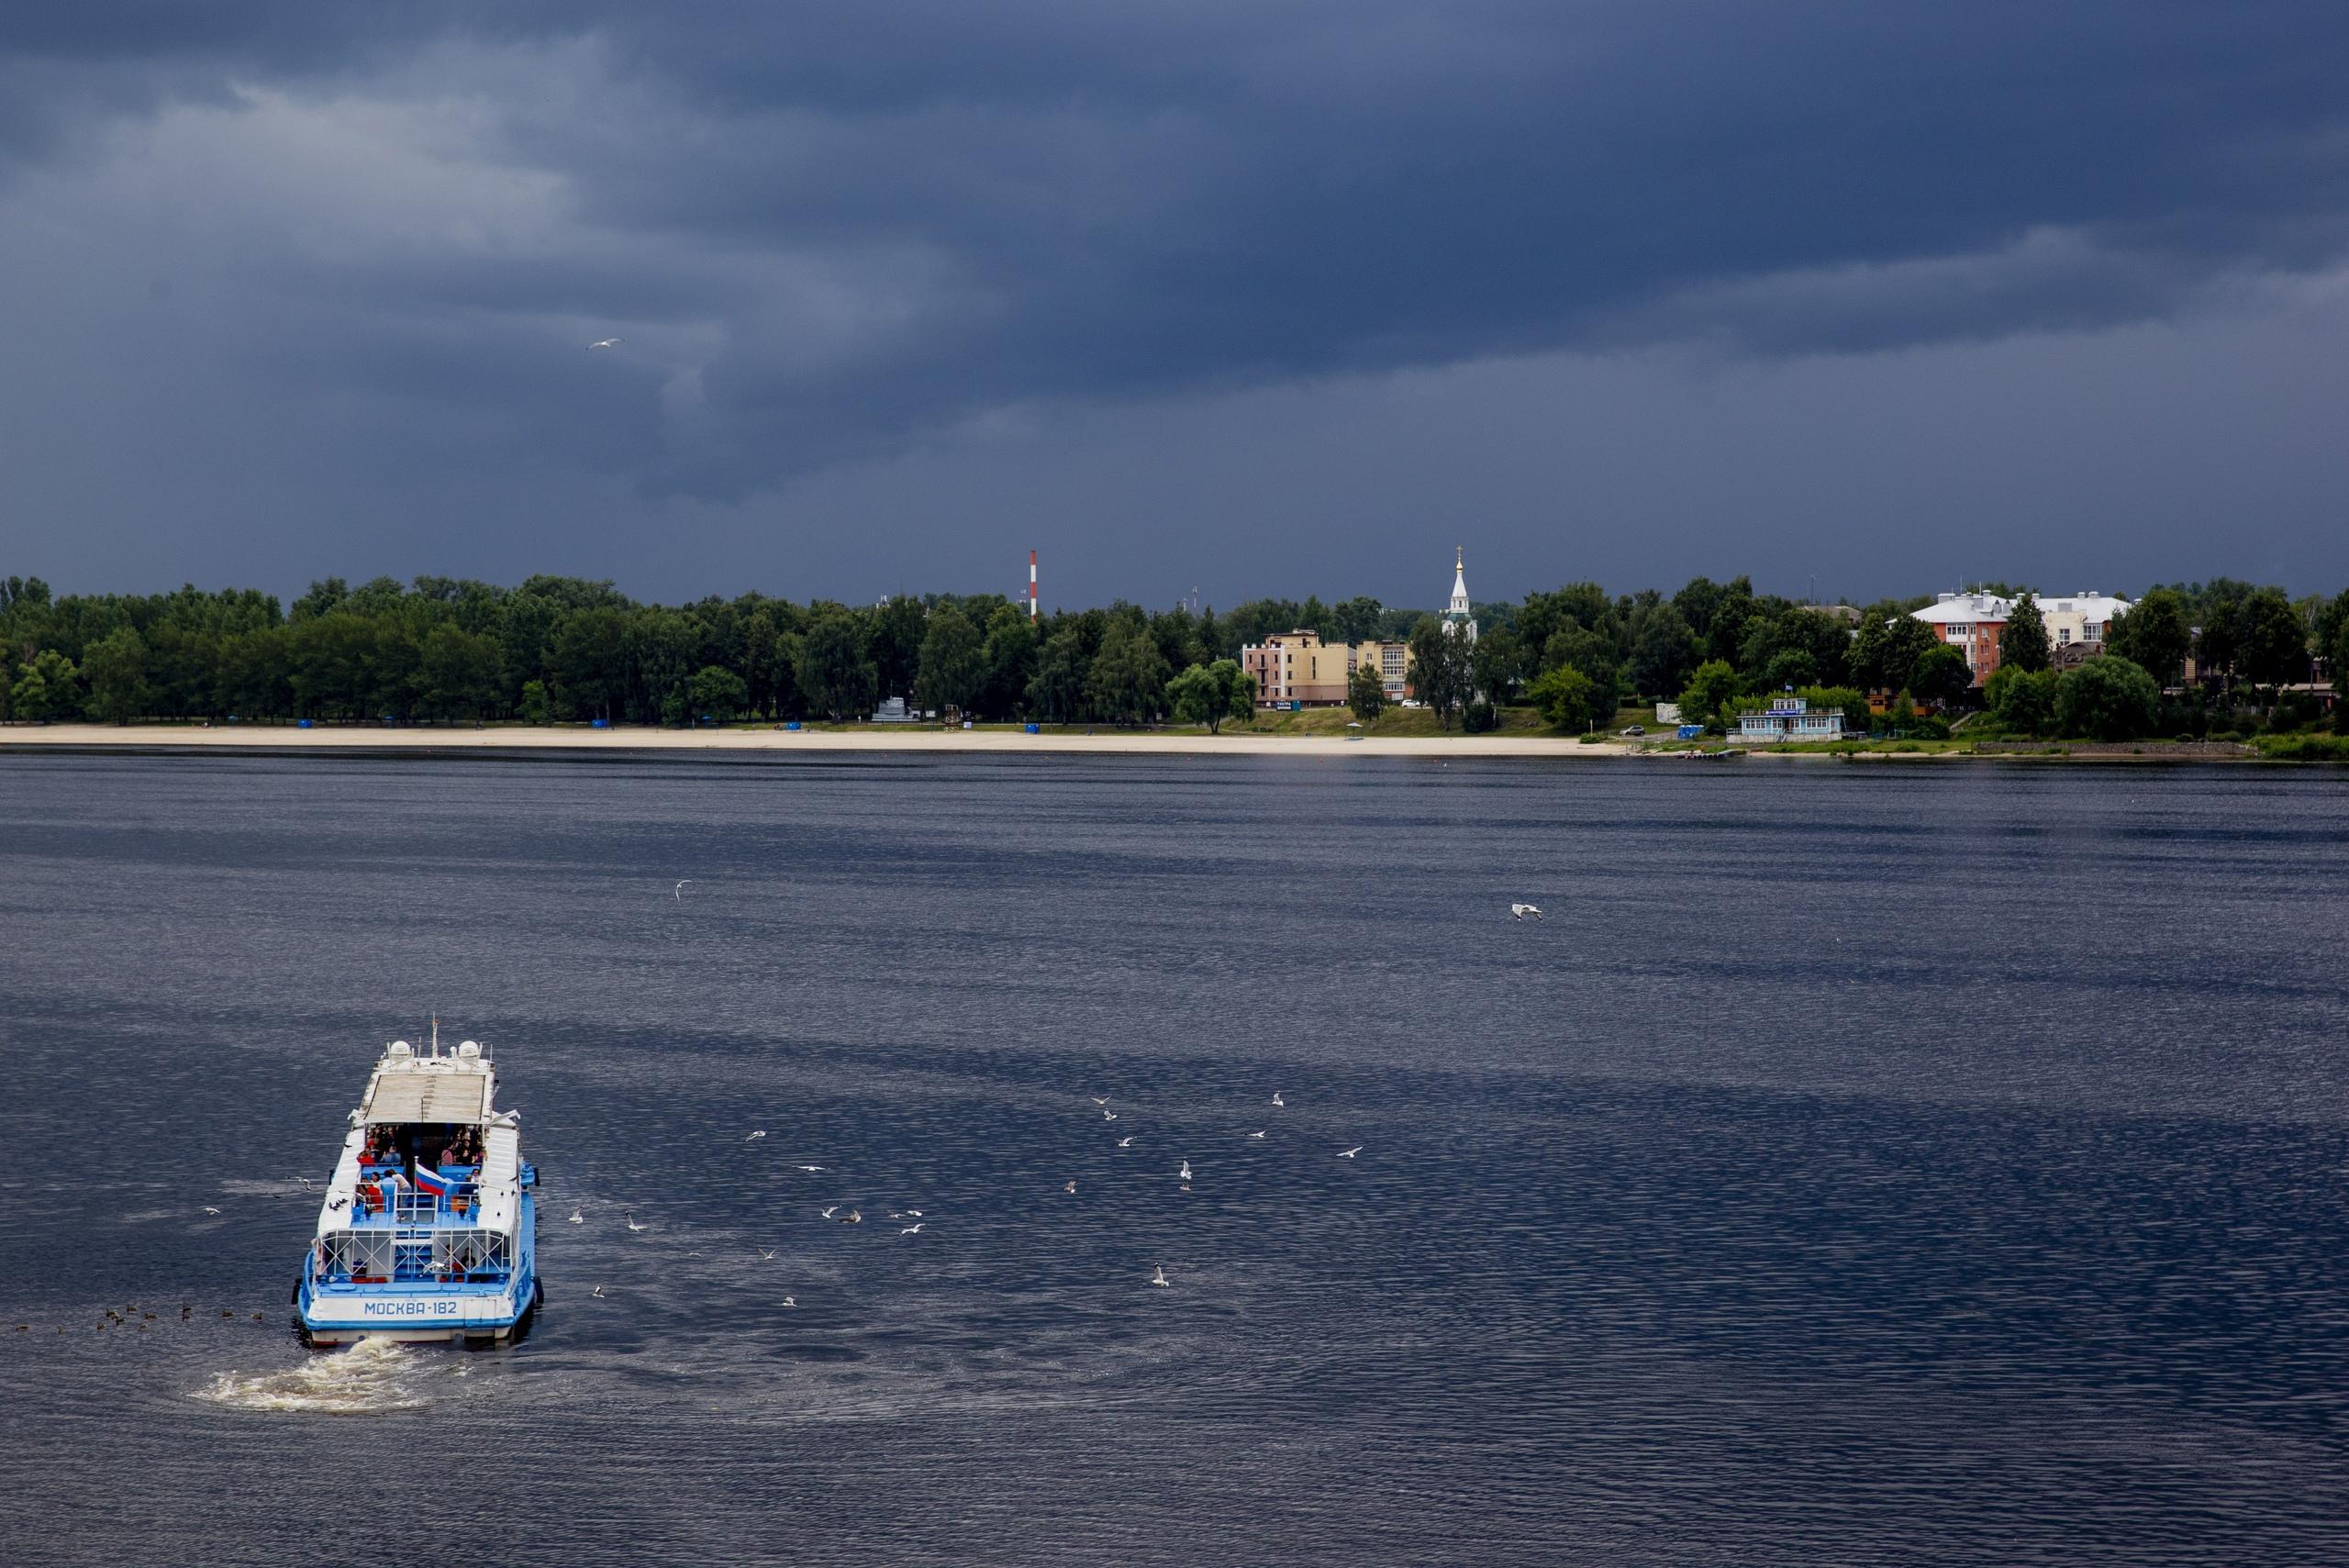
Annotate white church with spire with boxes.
[1442,547,1477,641]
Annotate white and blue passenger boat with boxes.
[295,1031,540,1345]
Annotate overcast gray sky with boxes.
[3,3,2344,609]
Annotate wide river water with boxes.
[3,751,2348,1565]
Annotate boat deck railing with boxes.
[313,1224,512,1286]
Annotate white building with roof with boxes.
[1909,588,2132,684]
[1442,548,1477,642]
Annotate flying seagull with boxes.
[1247,1130,1266,1140]
[566,1209,584,1224]
[201,1207,221,1215]
[819,1207,838,1219]
[759,1250,777,1261]
[746,1129,767,1141]
[1338,1146,1363,1159]
[1103,1109,1118,1120]
[1150,1266,1171,1287]
[675,880,693,899]
[1117,1135,1135,1148]
[1177,1161,1192,1182]
[1091,1096,1109,1106]
[626,1214,648,1231]
[900,1223,923,1236]
[590,1285,607,1298]
[1510,903,1542,920]
[796,1164,825,1173]
[1063,1180,1077,1194]
[781,1295,796,1307]
[1271,1093,1285,1107]
[589,338,622,350]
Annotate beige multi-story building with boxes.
[1241,630,1353,708]
[1353,639,1413,702]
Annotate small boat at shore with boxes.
[294,1030,540,1346]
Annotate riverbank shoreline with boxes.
[0,722,2296,762]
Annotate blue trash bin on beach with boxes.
[1025,723,1041,734]
[785,720,802,731]
[591,717,609,729]
[297,718,314,729]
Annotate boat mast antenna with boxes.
[431,1014,440,1057]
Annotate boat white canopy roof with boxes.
[361,1045,495,1125]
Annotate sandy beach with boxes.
[0,722,1644,758]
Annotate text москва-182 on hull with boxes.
[294,1029,540,1346]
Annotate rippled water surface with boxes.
[5,752,2349,1565]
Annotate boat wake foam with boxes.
[197,1337,430,1416]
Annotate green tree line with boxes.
[5,571,2343,732]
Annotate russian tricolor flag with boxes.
[413,1164,453,1197]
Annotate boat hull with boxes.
[295,1195,538,1347]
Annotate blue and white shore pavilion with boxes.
[1736,693,1843,744]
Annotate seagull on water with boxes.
[296,1174,315,1188]
[201,1207,221,1216]
[1177,1161,1192,1181]
[675,880,693,899]
[1063,1180,1077,1194]
[589,338,622,350]
[1150,1266,1171,1287]
[900,1223,922,1236]
[567,1209,584,1224]
[1117,1135,1135,1148]
[1338,1146,1362,1159]
[626,1214,648,1232]
[1271,1093,1285,1107]
[745,1129,766,1141]
[1510,903,1542,921]
[844,1209,863,1224]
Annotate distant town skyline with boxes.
[4,6,2344,605]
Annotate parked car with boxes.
[1619,724,1645,737]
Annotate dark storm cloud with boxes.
[2,2,2346,593]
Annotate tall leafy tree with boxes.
[2237,586,2306,698]
[1469,626,1525,704]
[1625,603,1697,698]
[1167,659,1255,733]
[1675,659,1743,728]
[978,607,1040,720]
[1085,622,1170,725]
[2055,656,2159,740]
[82,627,150,724]
[1026,624,1090,721]
[1850,609,1940,694]
[1528,664,1598,732]
[869,595,929,704]
[1909,643,1975,707]
[2106,589,2190,686]
[915,606,984,718]
[1998,594,2051,673]
[797,605,879,720]
[1405,614,1474,729]
[1346,658,1386,724]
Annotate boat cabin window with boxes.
[361,1122,485,1170]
